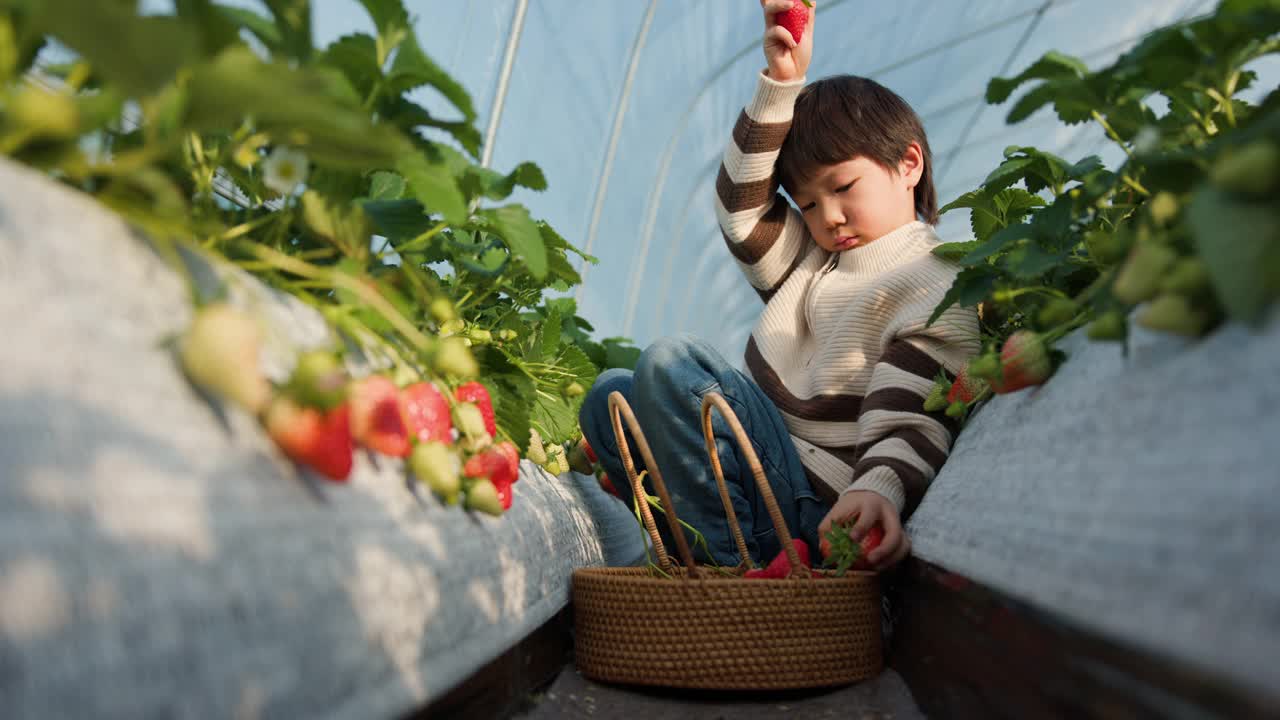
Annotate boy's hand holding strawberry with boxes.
[818,490,910,570]
[761,0,814,83]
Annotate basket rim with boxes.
[572,565,879,586]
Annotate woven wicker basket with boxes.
[572,391,883,690]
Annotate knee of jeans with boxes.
[579,369,633,431]
[636,334,712,394]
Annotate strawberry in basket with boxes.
[744,539,812,578]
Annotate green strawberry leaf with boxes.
[479,204,547,280]
[398,150,468,225]
[386,28,476,121]
[928,266,998,327]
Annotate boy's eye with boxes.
[799,202,815,212]
[836,181,855,194]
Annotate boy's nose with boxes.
[823,204,846,229]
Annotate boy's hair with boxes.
[777,75,939,225]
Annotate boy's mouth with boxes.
[833,235,859,250]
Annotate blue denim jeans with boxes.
[578,334,828,567]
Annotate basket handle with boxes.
[607,391,701,578]
[700,392,809,578]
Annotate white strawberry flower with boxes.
[262,146,310,196]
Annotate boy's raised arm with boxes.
[714,1,816,302]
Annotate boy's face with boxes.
[789,143,924,253]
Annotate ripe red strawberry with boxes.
[402,382,453,445]
[265,397,354,481]
[349,376,411,457]
[748,539,812,579]
[598,471,619,498]
[582,438,598,464]
[775,0,809,44]
[464,441,520,490]
[820,524,885,570]
[567,438,595,475]
[852,526,884,571]
[994,330,1051,394]
[946,366,989,404]
[454,382,496,438]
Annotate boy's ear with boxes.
[899,142,925,189]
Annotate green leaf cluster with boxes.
[932,0,1280,357]
[0,0,639,446]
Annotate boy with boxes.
[579,0,978,571]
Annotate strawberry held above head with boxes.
[401,381,453,445]
[349,375,412,457]
[775,0,810,45]
[454,381,496,438]
[994,330,1052,394]
[265,396,354,482]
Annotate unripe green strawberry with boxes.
[967,353,1001,383]
[544,442,567,475]
[439,318,465,336]
[288,350,348,409]
[1160,257,1211,296]
[429,297,456,323]
[1147,192,1180,227]
[12,86,80,139]
[923,383,949,412]
[180,303,270,413]
[1087,310,1127,341]
[1037,297,1078,328]
[498,329,518,341]
[464,477,504,516]
[1085,227,1132,266]
[945,401,967,418]
[1210,140,1279,197]
[454,382,496,438]
[453,402,492,451]
[467,328,492,345]
[1114,243,1178,305]
[410,441,461,505]
[1136,293,1211,337]
[433,337,478,378]
[564,381,585,398]
[527,429,547,464]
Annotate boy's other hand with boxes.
[761,0,813,82]
[818,490,911,570]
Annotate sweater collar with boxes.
[833,220,939,276]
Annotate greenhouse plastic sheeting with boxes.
[213,0,1273,357]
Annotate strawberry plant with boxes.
[929,0,1280,414]
[0,0,640,511]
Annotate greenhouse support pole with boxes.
[575,0,659,300]
[481,0,530,170]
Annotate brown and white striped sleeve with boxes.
[847,336,965,517]
[714,72,814,301]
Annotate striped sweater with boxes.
[715,71,981,517]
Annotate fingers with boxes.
[874,534,911,569]
[762,0,794,14]
[763,25,798,51]
[866,506,901,565]
[847,505,877,541]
